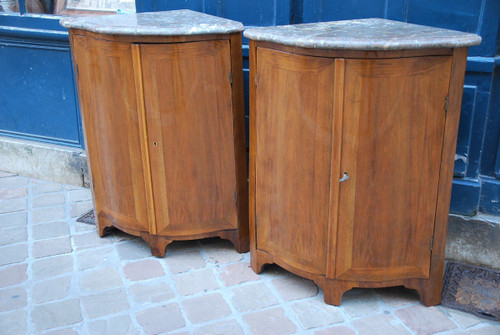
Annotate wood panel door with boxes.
[71,35,150,233]
[255,48,335,275]
[334,56,453,281]
[139,40,239,236]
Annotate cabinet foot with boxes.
[322,280,354,306]
[405,279,443,306]
[219,230,249,253]
[140,233,172,258]
[250,249,273,274]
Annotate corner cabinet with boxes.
[245,19,481,306]
[61,10,248,257]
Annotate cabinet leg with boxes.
[219,230,249,253]
[250,249,273,274]
[405,279,443,306]
[96,216,114,237]
[322,280,354,306]
[140,233,172,258]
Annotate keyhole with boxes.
[339,171,350,182]
[153,142,157,147]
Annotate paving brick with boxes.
[164,250,206,274]
[33,236,72,258]
[291,298,344,329]
[33,276,72,303]
[0,171,15,178]
[315,326,357,335]
[0,286,27,312]
[32,222,70,240]
[72,231,112,250]
[353,314,411,335]
[0,309,26,335]
[230,282,279,312]
[116,240,151,260]
[0,198,27,214]
[129,280,175,304]
[174,268,220,296]
[218,262,260,286]
[0,211,27,229]
[88,314,139,335]
[32,182,63,195]
[32,206,66,224]
[81,267,123,291]
[32,193,66,208]
[81,288,129,319]
[0,176,28,188]
[68,189,92,203]
[0,243,28,266]
[242,307,297,335]
[0,187,27,200]
[0,263,27,288]
[182,293,231,324]
[446,309,482,328]
[123,259,165,281]
[469,325,500,335]
[194,319,244,335]
[202,239,243,264]
[373,286,420,307]
[271,273,318,302]
[70,201,93,218]
[165,239,200,252]
[77,246,114,270]
[44,328,79,335]
[136,304,186,335]
[110,230,137,243]
[0,226,27,246]
[32,254,73,280]
[32,298,82,332]
[394,305,457,335]
[341,289,380,318]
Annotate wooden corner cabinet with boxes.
[245,19,481,306]
[61,10,249,257]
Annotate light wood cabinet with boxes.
[245,19,481,306]
[62,10,248,257]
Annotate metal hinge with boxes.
[230,72,233,85]
[430,237,434,252]
[444,96,449,113]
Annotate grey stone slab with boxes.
[81,267,123,291]
[202,239,243,264]
[72,231,112,250]
[0,187,27,200]
[32,193,66,208]
[0,198,27,214]
[61,10,243,36]
[0,286,27,312]
[44,328,79,335]
[315,326,357,335]
[76,246,114,270]
[0,176,28,188]
[395,305,457,335]
[136,304,186,335]
[181,293,231,324]
[81,288,130,319]
[32,222,70,240]
[33,276,72,304]
[70,201,93,218]
[242,307,297,335]
[446,308,482,328]
[340,289,380,318]
[32,254,73,280]
[291,298,344,329]
[218,262,260,286]
[174,268,220,296]
[123,259,165,281]
[0,263,28,288]
[0,211,27,229]
[0,309,27,335]
[33,236,72,258]
[271,273,318,302]
[194,320,245,335]
[373,286,420,307]
[164,250,206,274]
[67,189,92,203]
[116,240,151,260]
[0,226,27,246]
[0,243,28,266]
[32,299,82,332]
[353,314,411,335]
[31,182,64,195]
[244,18,481,50]
[230,282,279,312]
[88,315,139,335]
[129,280,175,304]
[32,206,66,224]
[469,325,500,335]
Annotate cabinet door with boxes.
[335,56,452,281]
[255,48,335,275]
[71,35,150,233]
[140,40,238,236]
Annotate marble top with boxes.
[60,10,243,36]
[244,19,481,50]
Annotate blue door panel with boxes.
[480,178,500,215]
[0,41,81,146]
[454,86,476,177]
[450,179,481,216]
[302,0,386,23]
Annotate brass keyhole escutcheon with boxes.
[339,171,350,182]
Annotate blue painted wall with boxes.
[0,0,499,215]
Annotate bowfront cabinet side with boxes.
[246,19,481,306]
[63,10,248,257]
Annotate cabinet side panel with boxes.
[255,48,335,275]
[336,56,452,281]
[71,34,149,233]
[141,40,238,236]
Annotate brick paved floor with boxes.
[0,171,499,335]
